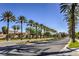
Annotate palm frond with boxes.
[0,18,4,22]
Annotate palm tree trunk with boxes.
[71,4,76,42]
[43,28,45,38]
[14,30,15,39]
[21,22,22,40]
[40,28,42,38]
[40,33,41,39]
[29,26,31,39]
[7,20,9,41]
[36,26,38,39]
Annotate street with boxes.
[0,37,69,56]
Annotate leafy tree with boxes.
[12,25,20,38]
[1,11,16,41]
[2,26,8,34]
[26,27,36,38]
[75,32,79,39]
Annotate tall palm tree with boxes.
[1,11,16,41]
[34,22,39,39]
[27,20,35,39]
[43,26,48,38]
[17,16,27,40]
[39,24,44,38]
[60,3,79,42]
[43,25,47,38]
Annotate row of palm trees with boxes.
[26,20,57,39]
[0,11,57,40]
[60,3,79,42]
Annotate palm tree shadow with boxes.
[0,45,21,55]
[0,45,75,56]
[15,45,50,54]
[0,45,50,56]
[37,48,78,56]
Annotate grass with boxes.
[68,40,79,48]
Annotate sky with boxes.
[0,3,71,33]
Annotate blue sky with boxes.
[0,3,69,32]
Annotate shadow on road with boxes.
[37,48,78,56]
[0,45,50,56]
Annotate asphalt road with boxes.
[0,37,69,56]
[34,37,69,56]
[34,37,69,51]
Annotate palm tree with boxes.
[1,11,16,41]
[43,26,48,38]
[39,24,44,38]
[43,25,47,38]
[26,27,36,38]
[12,25,17,35]
[12,25,20,38]
[44,31,51,38]
[60,3,79,42]
[50,28,57,33]
[34,22,39,39]
[16,25,20,32]
[17,16,27,40]
[27,20,35,39]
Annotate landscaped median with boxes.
[0,38,51,47]
[0,38,63,47]
[59,39,79,56]
[68,39,79,48]
[16,38,53,45]
[60,39,79,51]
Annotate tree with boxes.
[75,32,79,39]
[26,27,36,38]
[12,25,20,38]
[44,32,51,38]
[43,25,47,38]
[12,25,17,35]
[39,24,44,38]
[60,3,79,42]
[2,26,8,34]
[1,11,16,41]
[27,20,35,39]
[34,22,39,39]
[17,16,27,40]
[16,25,20,32]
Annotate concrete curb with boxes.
[60,39,79,52]
[60,40,71,51]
